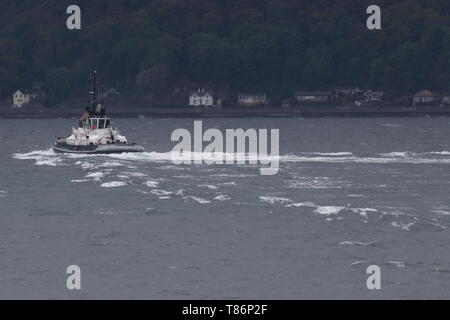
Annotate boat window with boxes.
[106,119,110,127]
[90,119,98,129]
[99,119,105,129]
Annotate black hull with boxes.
[53,141,144,154]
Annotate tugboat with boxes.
[53,71,144,154]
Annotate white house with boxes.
[441,93,450,106]
[293,92,332,103]
[413,90,440,106]
[238,93,267,106]
[13,90,31,108]
[189,89,214,106]
[354,90,383,107]
[332,86,362,96]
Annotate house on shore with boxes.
[12,86,45,108]
[293,92,333,105]
[189,88,214,106]
[13,90,30,108]
[441,93,450,106]
[332,86,362,97]
[237,93,267,106]
[354,90,384,107]
[413,90,440,106]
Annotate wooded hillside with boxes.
[1,0,449,105]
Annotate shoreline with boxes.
[1,106,450,119]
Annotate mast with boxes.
[89,71,98,115]
[87,70,106,116]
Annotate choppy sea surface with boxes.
[1,117,450,299]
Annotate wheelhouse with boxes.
[80,117,111,130]
[89,117,111,130]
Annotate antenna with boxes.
[92,70,97,114]
[101,87,105,116]
[87,70,99,115]
[87,70,106,116]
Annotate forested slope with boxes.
[1,0,449,105]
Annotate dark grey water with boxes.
[1,117,450,299]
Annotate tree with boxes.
[45,68,72,105]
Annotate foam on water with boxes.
[338,241,376,247]
[347,194,367,198]
[75,161,95,170]
[14,149,450,167]
[428,151,450,155]
[350,261,372,267]
[211,173,256,178]
[286,202,316,208]
[13,149,56,159]
[390,221,415,231]
[387,261,406,268]
[86,171,109,181]
[184,196,211,204]
[124,172,147,177]
[280,155,450,164]
[287,177,350,189]
[381,123,403,127]
[350,208,378,219]
[151,190,173,196]
[10,149,450,231]
[380,152,412,158]
[214,194,230,201]
[432,205,450,216]
[144,180,160,188]
[219,181,237,186]
[434,210,450,216]
[283,201,410,225]
[13,149,62,166]
[259,196,292,205]
[198,184,218,190]
[101,181,128,188]
[314,206,346,216]
[97,161,124,168]
[302,152,353,156]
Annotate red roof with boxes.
[414,90,436,97]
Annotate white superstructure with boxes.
[64,115,127,146]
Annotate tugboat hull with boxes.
[53,141,144,154]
